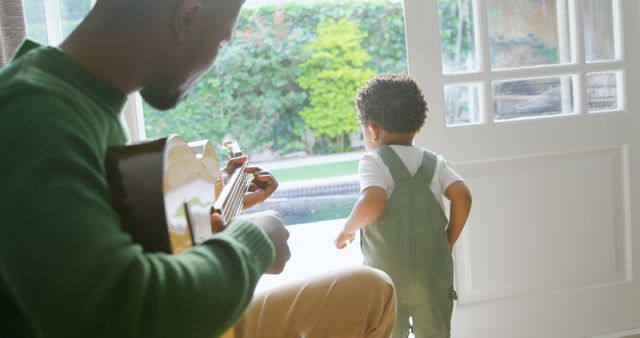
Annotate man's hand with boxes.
[222,156,278,210]
[237,210,290,274]
[211,213,226,234]
[222,155,248,184]
[242,166,278,210]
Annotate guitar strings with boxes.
[220,163,251,224]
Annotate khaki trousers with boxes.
[234,266,397,338]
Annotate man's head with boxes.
[355,73,428,134]
[101,0,244,110]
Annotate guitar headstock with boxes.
[223,139,244,158]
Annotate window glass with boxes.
[487,0,572,70]
[22,0,94,45]
[438,0,478,74]
[60,0,94,38]
[142,0,408,225]
[587,71,620,112]
[444,83,482,126]
[143,0,407,161]
[22,0,48,45]
[583,0,616,62]
[493,75,576,121]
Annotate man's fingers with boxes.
[244,166,262,173]
[225,155,248,174]
[210,213,226,233]
[228,155,248,165]
[250,171,278,188]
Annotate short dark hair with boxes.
[355,73,428,133]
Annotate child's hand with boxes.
[335,231,355,249]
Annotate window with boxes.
[444,83,483,125]
[23,0,95,46]
[141,1,407,154]
[137,0,409,225]
[439,0,625,127]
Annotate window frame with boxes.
[42,0,63,45]
[441,0,626,128]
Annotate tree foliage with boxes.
[438,0,475,73]
[143,0,407,158]
[298,19,375,153]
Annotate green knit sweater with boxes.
[0,40,275,338]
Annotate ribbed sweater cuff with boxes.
[223,219,275,274]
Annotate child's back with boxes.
[335,73,472,338]
[361,144,457,338]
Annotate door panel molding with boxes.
[453,146,630,306]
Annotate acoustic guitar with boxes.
[106,135,249,337]
[106,134,251,254]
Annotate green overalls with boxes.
[360,146,457,338]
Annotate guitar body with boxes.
[106,134,223,254]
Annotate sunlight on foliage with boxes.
[298,19,375,153]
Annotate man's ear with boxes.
[174,0,203,43]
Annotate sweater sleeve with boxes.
[0,94,274,338]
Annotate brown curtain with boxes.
[0,0,27,68]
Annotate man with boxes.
[0,1,396,337]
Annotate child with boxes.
[335,73,472,338]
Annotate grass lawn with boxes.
[270,160,359,182]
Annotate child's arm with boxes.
[444,180,472,252]
[335,186,387,249]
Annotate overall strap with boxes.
[415,149,438,184]
[375,145,413,182]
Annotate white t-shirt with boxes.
[359,145,464,210]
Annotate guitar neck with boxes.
[213,161,252,224]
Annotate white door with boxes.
[404,0,640,337]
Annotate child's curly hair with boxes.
[355,73,428,133]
